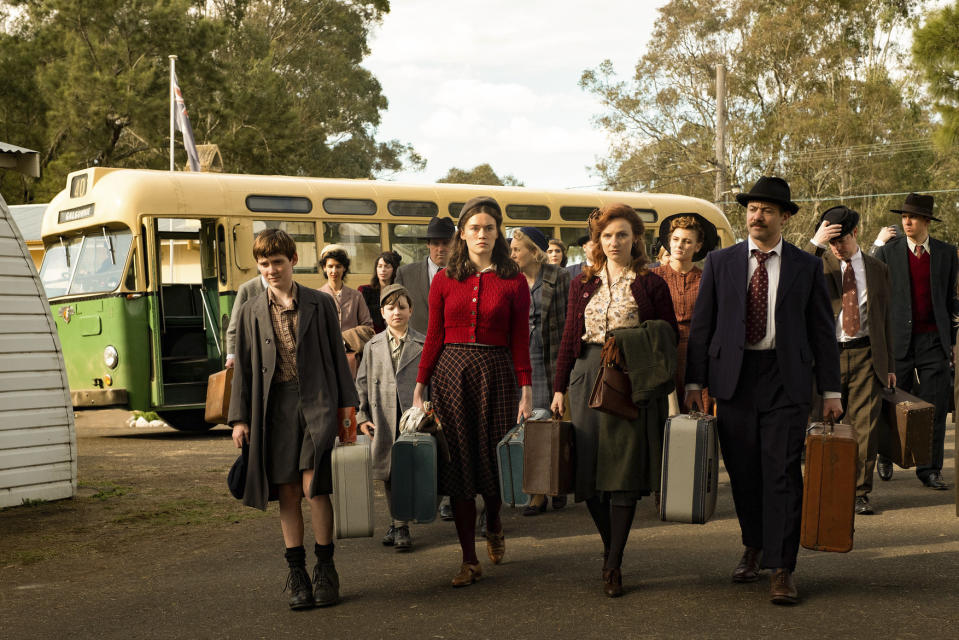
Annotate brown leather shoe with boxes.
[451,562,482,587]
[486,530,505,564]
[732,546,762,583]
[770,569,798,605]
[602,568,623,597]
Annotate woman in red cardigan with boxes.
[550,203,678,597]
[413,196,532,587]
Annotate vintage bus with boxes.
[39,168,734,431]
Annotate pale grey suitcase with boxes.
[331,442,374,539]
[659,413,719,524]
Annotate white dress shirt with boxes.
[745,236,782,351]
[906,235,931,256]
[837,249,868,341]
[428,257,441,285]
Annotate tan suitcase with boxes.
[878,388,934,469]
[801,421,857,553]
[331,442,374,539]
[204,368,233,424]
[522,418,574,496]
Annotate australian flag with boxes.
[173,72,201,172]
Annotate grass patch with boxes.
[79,482,131,501]
[111,498,266,528]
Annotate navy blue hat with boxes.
[818,206,860,238]
[516,226,549,253]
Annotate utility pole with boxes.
[714,63,726,205]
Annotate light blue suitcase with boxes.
[390,431,438,523]
[497,423,530,508]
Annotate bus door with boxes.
[148,217,221,413]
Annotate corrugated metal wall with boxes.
[0,198,76,508]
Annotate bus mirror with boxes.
[233,223,254,272]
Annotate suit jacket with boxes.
[228,285,358,509]
[553,270,679,393]
[566,262,584,281]
[225,276,266,356]
[686,240,840,404]
[395,259,431,334]
[539,264,571,392]
[355,328,426,480]
[873,235,959,360]
[806,242,895,383]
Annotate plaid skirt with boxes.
[431,344,518,499]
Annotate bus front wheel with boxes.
[158,409,216,432]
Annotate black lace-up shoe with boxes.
[313,561,340,607]
[284,566,314,610]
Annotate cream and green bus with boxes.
[39,167,734,431]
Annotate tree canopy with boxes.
[913,2,959,148]
[436,163,524,187]
[581,0,959,243]
[0,0,424,205]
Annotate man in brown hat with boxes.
[873,193,959,490]
[686,176,841,605]
[807,206,896,514]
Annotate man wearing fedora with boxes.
[873,193,958,490]
[685,176,841,605]
[807,206,896,514]
[396,216,455,335]
[394,215,456,520]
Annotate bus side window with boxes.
[323,222,381,274]
[216,225,227,285]
[125,250,137,291]
[252,220,318,273]
[141,224,150,289]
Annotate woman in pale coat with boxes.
[356,284,426,552]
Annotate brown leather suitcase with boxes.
[522,418,574,496]
[878,388,934,469]
[801,421,857,553]
[204,368,233,424]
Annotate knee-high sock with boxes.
[482,493,503,534]
[605,502,637,571]
[585,495,612,556]
[452,497,478,564]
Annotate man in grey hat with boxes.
[873,193,959,490]
[394,215,455,520]
[395,216,455,335]
[808,206,896,514]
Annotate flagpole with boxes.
[169,55,177,172]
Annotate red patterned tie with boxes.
[746,250,771,344]
[841,259,860,336]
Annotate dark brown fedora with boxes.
[890,193,939,221]
[735,176,799,215]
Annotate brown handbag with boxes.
[588,337,639,420]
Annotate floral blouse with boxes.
[581,266,639,344]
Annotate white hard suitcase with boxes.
[331,441,374,539]
[659,413,719,524]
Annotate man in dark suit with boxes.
[566,235,594,281]
[395,216,455,335]
[685,176,841,605]
[807,206,896,515]
[873,193,958,490]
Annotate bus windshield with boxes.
[40,227,133,298]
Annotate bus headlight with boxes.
[104,345,119,369]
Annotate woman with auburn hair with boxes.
[413,196,532,587]
[550,203,678,597]
[651,214,719,413]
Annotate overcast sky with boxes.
[364,1,670,190]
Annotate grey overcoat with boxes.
[228,284,359,510]
[355,328,427,480]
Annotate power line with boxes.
[717,187,959,206]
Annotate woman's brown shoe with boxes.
[486,531,506,564]
[451,562,482,587]
[603,568,623,597]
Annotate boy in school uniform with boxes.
[229,229,358,611]
[356,284,427,551]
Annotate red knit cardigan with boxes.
[417,269,532,386]
[552,270,679,394]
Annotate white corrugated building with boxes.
[0,144,77,507]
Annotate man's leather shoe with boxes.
[877,457,893,481]
[394,525,412,551]
[770,569,798,605]
[312,560,340,607]
[855,495,874,515]
[920,472,948,490]
[551,494,568,510]
[451,562,481,587]
[381,525,396,546]
[732,546,762,583]
[603,568,623,597]
[439,500,454,521]
[285,566,314,610]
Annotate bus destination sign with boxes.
[58,204,95,224]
